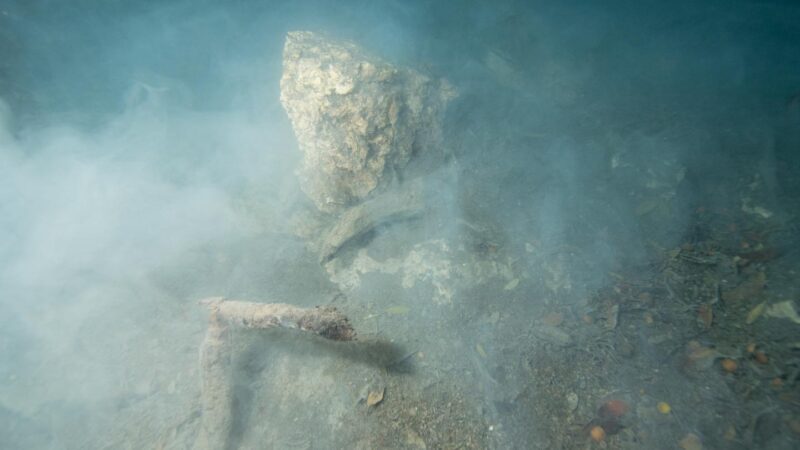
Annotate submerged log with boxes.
[193,297,355,450]
[318,178,424,263]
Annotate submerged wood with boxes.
[193,297,355,450]
[319,178,425,263]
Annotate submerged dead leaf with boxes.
[598,399,629,419]
[405,429,427,449]
[636,198,660,216]
[697,304,713,329]
[684,341,719,372]
[764,301,800,324]
[746,302,766,324]
[504,278,520,290]
[367,387,385,407]
[587,399,627,437]
[737,248,781,263]
[788,418,800,435]
[542,312,564,327]
[723,271,766,302]
[679,433,703,450]
[532,325,573,346]
[606,304,619,330]
[387,306,410,315]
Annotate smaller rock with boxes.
[566,392,579,412]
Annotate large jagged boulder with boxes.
[280,31,456,213]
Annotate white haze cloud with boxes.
[1,1,797,448]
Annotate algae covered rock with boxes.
[280,31,456,213]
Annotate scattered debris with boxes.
[764,301,800,324]
[723,426,737,441]
[532,325,573,347]
[683,341,720,372]
[697,304,713,329]
[679,432,703,450]
[367,387,385,407]
[746,302,767,324]
[589,425,606,442]
[599,399,629,419]
[737,247,782,264]
[585,398,628,439]
[503,278,520,291]
[405,429,427,449]
[741,197,773,219]
[723,271,767,303]
[721,358,738,373]
[566,392,579,412]
[387,305,410,315]
[606,304,620,330]
[542,312,564,327]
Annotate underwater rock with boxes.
[280,31,456,213]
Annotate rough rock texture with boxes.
[280,31,456,213]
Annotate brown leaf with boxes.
[737,248,781,263]
[679,433,703,450]
[746,302,766,324]
[684,341,719,371]
[697,304,713,329]
[367,387,385,407]
[542,312,564,327]
[598,399,629,419]
[723,272,766,302]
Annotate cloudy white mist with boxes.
[1,0,798,448]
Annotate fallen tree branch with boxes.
[318,178,425,263]
[193,297,355,450]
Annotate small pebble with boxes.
[566,392,579,412]
[657,402,671,414]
